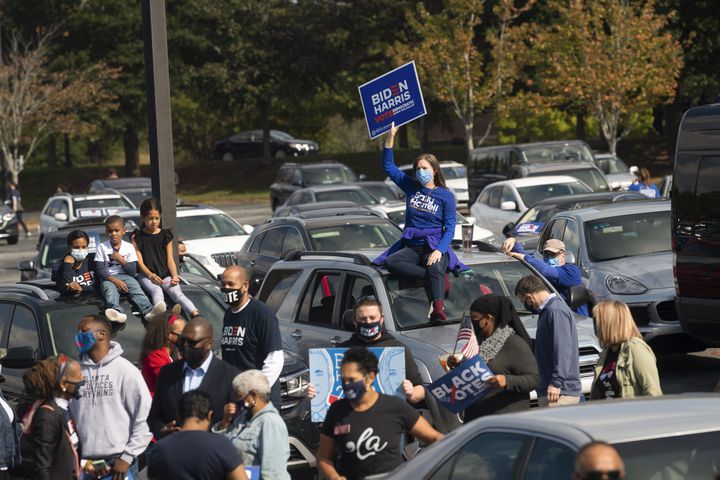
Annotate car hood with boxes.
[588,251,674,290]
[445,178,468,190]
[183,236,249,256]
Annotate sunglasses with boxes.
[179,336,211,349]
[578,470,622,480]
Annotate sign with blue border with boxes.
[309,347,405,423]
[358,61,427,139]
[425,355,494,414]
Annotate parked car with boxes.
[237,214,402,295]
[389,394,720,480]
[386,161,469,209]
[470,176,593,241]
[256,249,600,433]
[509,161,611,192]
[0,277,318,476]
[502,191,647,252]
[273,200,367,218]
[175,205,253,277]
[0,202,18,245]
[214,129,319,162]
[468,140,595,204]
[594,153,639,190]
[282,185,380,209]
[535,200,700,352]
[269,161,360,211]
[356,181,405,202]
[88,177,152,207]
[38,192,134,241]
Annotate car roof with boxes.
[474,394,720,444]
[300,184,368,193]
[521,162,603,172]
[488,175,585,188]
[176,205,226,217]
[526,191,644,207]
[276,201,361,214]
[553,199,670,220]
[278,214,397,229]
[92,178,151,188]
[52,193,126,201]
[472,140,588,152]
[397,161,465,170]
[297,162,346,170]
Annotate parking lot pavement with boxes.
[0,233,36,284]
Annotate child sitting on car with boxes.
[53,230,96,296]
[95,215,165,323]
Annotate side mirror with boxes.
[464,216,476,224]
[565,251,576,265]
[242,224,254,234]
[629,166,639,175]
[54,212,68,221]
[500,201,517,212]
[3,346,37,369]
[18,260,35,271]
[358,174,367,182]
[502,222,514,237]
[610,181,621,190]
[567,285,589,309]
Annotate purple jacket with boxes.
[373,227,468,272]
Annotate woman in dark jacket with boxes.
[460,294,539,422]
[22,355,85,480]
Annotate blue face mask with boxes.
[74,331,97,355]
[416,168,433,186]
[544,257,559,267]
[342,378,367,403]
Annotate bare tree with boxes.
[0,31,117,183]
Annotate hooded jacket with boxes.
[69,342,152,465]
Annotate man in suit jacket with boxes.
[148,317,240,439]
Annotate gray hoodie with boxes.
[69,341,152,464]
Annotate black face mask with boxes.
[221,287,243,306]
[524,299,537,314]
[67,379,86,400]
[183,345,208,369]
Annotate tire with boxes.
[7,235,18,245]
[222,152,235,162]
[274,149,286,159]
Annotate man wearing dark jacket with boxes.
[148,317,240,439]
[515,275,581,407]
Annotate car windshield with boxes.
[119,190,152,209]
[177,213,247,240]
[585,210,671,262]
[309,222,401,250]
[271,130,295,141]
[597,156,630,174]
[566,169,609,192]
[441,166,467,179]
[615,431,720,479]
[304,167,357,185]
[315,189,377,205]
[388,260,536,329]
[74,198,133,217]
[363,184,396,201]
[516,182,592,206]
[514,200,609,235]
[522,144,595,163]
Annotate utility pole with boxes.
[140,0,177,242]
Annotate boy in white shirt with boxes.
[95,216,165,323]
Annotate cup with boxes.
[462,224,473,253]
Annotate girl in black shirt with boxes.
[133,199,200,317]
[316,347,443,480]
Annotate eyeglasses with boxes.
[179,336,211,349]
[577,470,623,480]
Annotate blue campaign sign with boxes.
[245,466,260,479]
[425,355,495,414]
[309,347,405,423]
[358,61,427,139]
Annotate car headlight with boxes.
[289,143,310,151]
[280,368,309,398]
[605,275,648,295]
[2,212,13,222]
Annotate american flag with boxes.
[456,314,479,358]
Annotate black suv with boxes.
[269,161,362,211]
[237,213,401,295]
[0,277,318,476]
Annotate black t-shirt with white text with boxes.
[321,394,420,479]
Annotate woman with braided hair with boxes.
[22,355,85,480]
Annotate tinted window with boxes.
[524,438,575,480]
[363,184,396,201]
[0,303,12,342]
[441,166,467,179]
[522,144,594,163]
[176,213,247,240]
[73,197,133,217]
[585,210,671,262]
[315,189,377,205]
[308,222,401,251]
[298,272,342,326]
[277,167,292,183]
[563,220,580,260]
[259,228,285,257]
[516,182,592,206]
[562,168,609,192]
[693,156,720,238]
[615,431,720,480]
[282,228,305,257]
[9,305,39,354]
[488,188,502,208]
[248,231,266,254]
[478,189,491,205]
[41,230,107,269]
[303,167,357,185]
[431,432,528,480]
[546,219,567,242]
[286,191,303,206]
[259,269,303,313]
[501,186,516,204]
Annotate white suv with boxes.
[38,193,133,240]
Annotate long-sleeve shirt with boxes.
[534,296,581,397]
[383,148,456,253]
[54,258,96,294]
[512,242,588,316]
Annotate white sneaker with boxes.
[145,302,167,321]
[105,308,127,324]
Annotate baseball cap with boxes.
[543,239,566,254]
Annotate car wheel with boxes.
[274,149,286,159]
[7,235,18,245]
[222,152,235,162]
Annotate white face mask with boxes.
[71,249,89,261]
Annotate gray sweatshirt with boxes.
[69,342,152,464]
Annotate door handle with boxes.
[290,329,302,339]
[330,336,342,345]
[250,260,256,267]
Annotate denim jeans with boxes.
[384,246,449,300]
[100,274,153,315]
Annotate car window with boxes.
[58,201,69,217]
[339,275,376,331]
[615,431,720,480]
[501,186,516,204]
[303,167,357,185]
[277,167,291,183]
[9,305,39,354]
[286,191,303,206]
[516,182,593,206]
[301,191,313,204]
[522,144,595,164]
[0,303,12,343]
[488,188,501,209]
[176,213,247,240]
[585,210,671,262]
[563,220,580,260]
[524,438,575,480]
[73,197,132,217]
[430,432,528,480]
[46,199,61,215]
[248,231,266,254]
[308,222,401,251]
[282,228,305,257]
[442,166,467,179]
[315,189,376,205]
[297,272,342,327]
[477,189,491,205]
[258,269,303,313]
[565,168,609,192]
[293,169,303,185]
[259,228,286,257]
[546,219,567,243]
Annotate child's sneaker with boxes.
[105,308,127,324]
[145,302,167,322]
